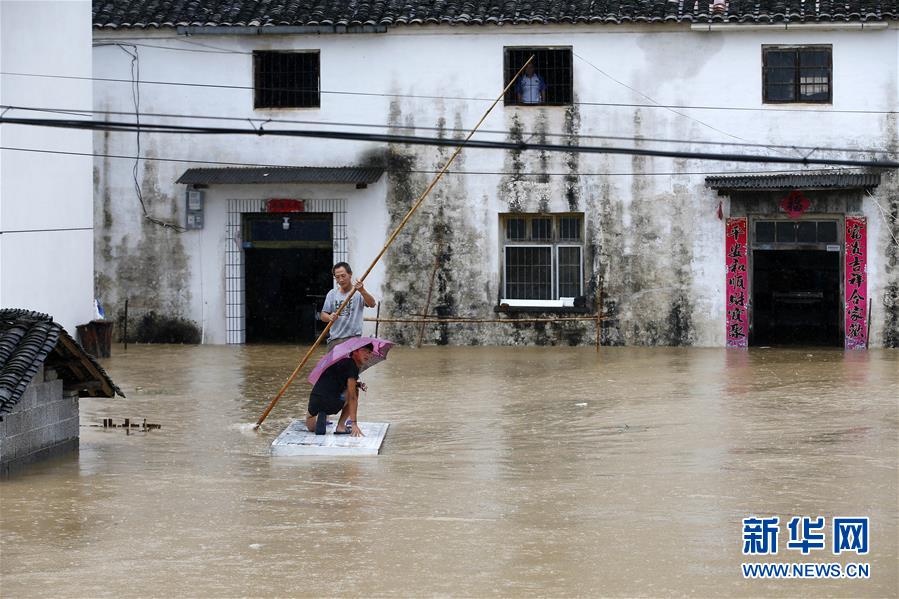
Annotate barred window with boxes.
[754,220,840,245]
[501,213,584,301]
[763,47,832,104]
[254,51,320,109]
[504,47,573,106]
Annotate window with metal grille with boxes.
[501,213,584,301]
[754,220,839,245]
[763,46,832,104]
[254,51,320,109]
[504,47,573,106]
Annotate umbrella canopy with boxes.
[307,336,394,386]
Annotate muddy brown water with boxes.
[1,345,897,597]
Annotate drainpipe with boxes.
[176,25,388,35]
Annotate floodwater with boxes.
[1,344,897,597]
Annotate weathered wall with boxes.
[91,24,899,346]
[0,0,94,334]
[0,366,80,475]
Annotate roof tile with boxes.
[93,0,899,28]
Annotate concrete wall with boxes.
[90,23,899,346]
[0,366,80,475]
[0,0,95,335]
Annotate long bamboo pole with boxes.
[596,276,604,353]
[253,57,535,430]
[367,316,607,324]
[416,252,442,347]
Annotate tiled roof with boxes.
[92,0,899,29]
[0,310,123,415]
[176,166,384,185]
[706,171,882,191]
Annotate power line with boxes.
[4,104,894,156]
[2,116,897,168]
[0,226,93,235]
[2,69,896,115]
[3,144,852,177]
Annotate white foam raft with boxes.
[270,419,389,456]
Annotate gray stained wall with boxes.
[89,28,899,348]
[0,366,79,475]
[378,101,720,347]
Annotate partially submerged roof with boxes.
[176,166,384,186]
[705,171,882,193]
[92,0,899,29]
[0,310,123,415]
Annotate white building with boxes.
[89,1,898,347]
[0,0,95,335]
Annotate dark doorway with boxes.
[751,250,841,346]
[243,213,333,343]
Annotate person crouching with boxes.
[305,344,372,437]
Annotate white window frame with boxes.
[500,213,585,307]
[556,243,584,300]
[503,244,554,304]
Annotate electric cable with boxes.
[3,104,894,156]
[3,144,860,177]
[2,115,897,168]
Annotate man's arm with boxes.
[320,293,338,323]
[354,280,376,308]
[343,378,364,437]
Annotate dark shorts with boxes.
[308,392,345,416]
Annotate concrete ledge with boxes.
[0,437,78,477]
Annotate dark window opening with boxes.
[763,46,832,104]
[558,246,582,298]
[559,216,582,241]
[504,47,573,106]
[817,221,837,243]
[254,51,320,109]
[500,213,584,301]
[776,221,795,242]
[755,220,840,246]
[756,221,775,243]
[506,218,526,240]
[505,247,553,300]
[796,221,817,243]
[531,217,552,241]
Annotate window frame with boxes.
[503,244,555,302]
[499,213,585,305]
[253,50,321,110]
[503,46,574,107]
[556,243,584,298]
[762,45,833,105]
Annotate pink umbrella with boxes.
[307,336,394,385]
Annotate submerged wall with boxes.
[0,366,80,475]
[91,24,899,346]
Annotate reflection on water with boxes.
[1,345,897,597]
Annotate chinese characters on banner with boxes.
[845,217,867,350]
[726,217,749,348]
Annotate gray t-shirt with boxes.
[323,287,365,341]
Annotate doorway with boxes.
[751,250,841,346]
[243,213,333,343]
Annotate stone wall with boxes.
[0,366,80,476]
